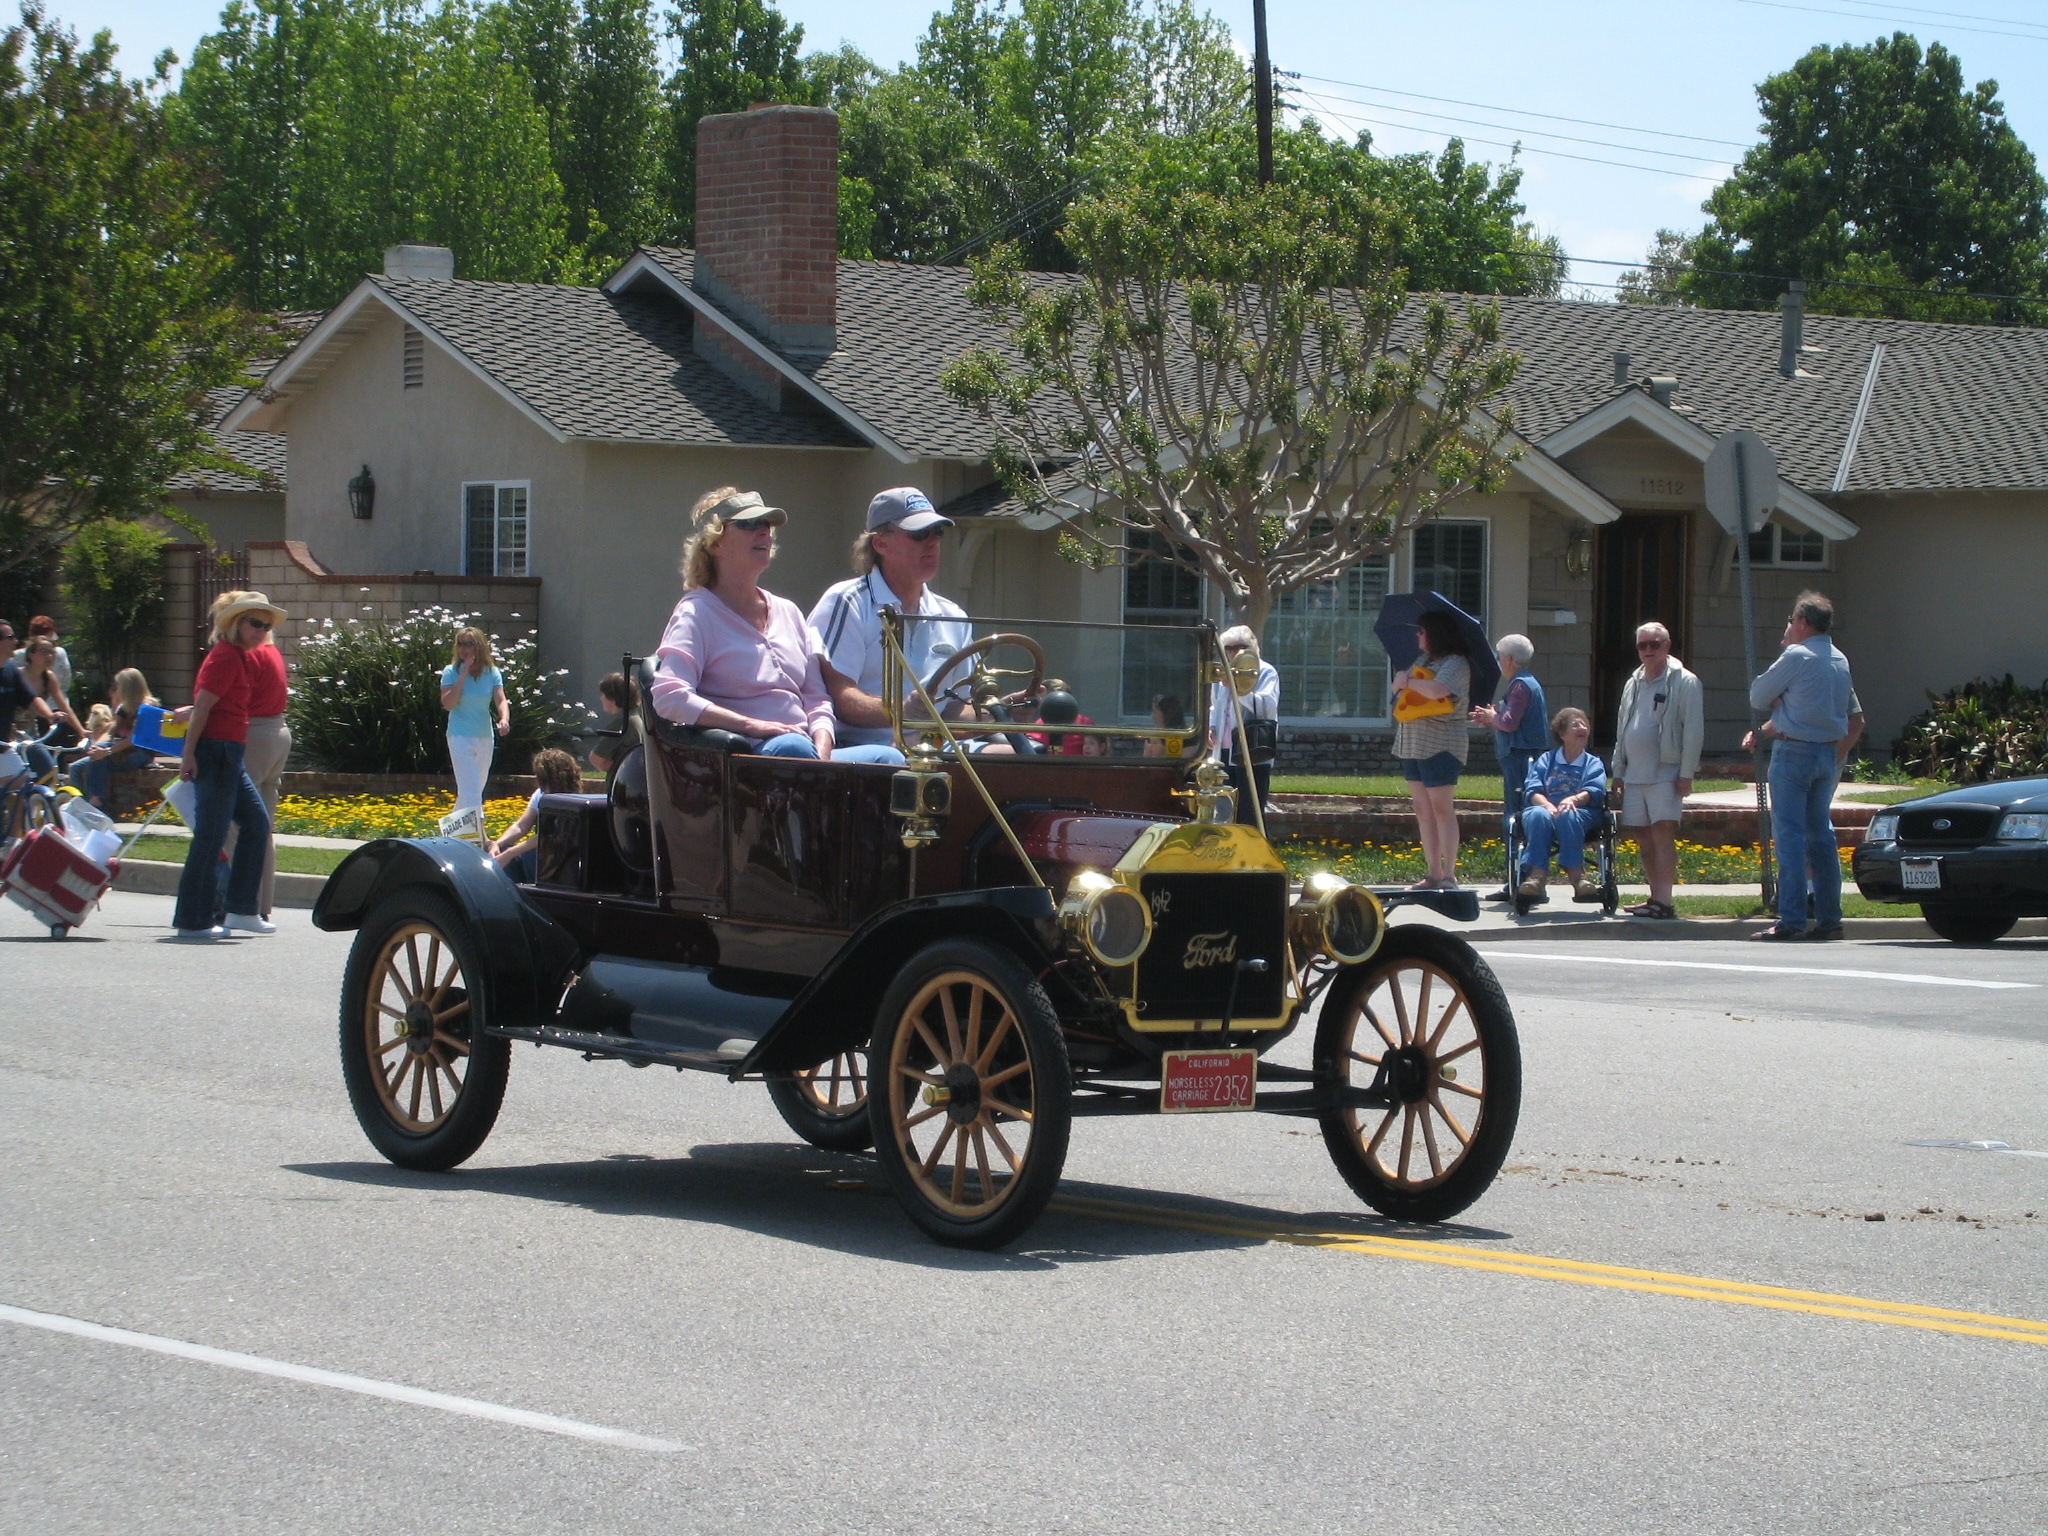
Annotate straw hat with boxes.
[212,591,288,637]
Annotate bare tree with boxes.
[942,181,1524,637]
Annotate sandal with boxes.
[1625,899,1677,920]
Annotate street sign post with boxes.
[1704,429,1779,910]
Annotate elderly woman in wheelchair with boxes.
[1515,707,1609,904]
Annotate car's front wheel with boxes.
[1920,905,2018,944]
[1314,926,1521,1223]
[868,939,1071,1249]
[339,890,509,1170]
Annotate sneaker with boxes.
[1516,871,1547,902]
[1809,925,1845,941]
[224,912,277,936]
[1482,887,1514,903]
[172,926,226,940]
[1749,923,1810,942]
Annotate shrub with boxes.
[288,606,588,773]
[1892,675,2048,784]
[0,543,59,633]
[59,519,167,691]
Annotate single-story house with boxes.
[221,103,2048,765]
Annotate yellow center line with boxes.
[1051,1195,2048,1347]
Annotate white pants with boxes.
[448,733,495,812]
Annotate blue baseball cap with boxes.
[866,487,953,535]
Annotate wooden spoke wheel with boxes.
[1314,926,1520,1223]
[869,940,1070,1249]
[339,891,509,1170]
[767,1049,875,1152]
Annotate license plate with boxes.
[1161,1049,1256,1113]
[1901,858,1942,891]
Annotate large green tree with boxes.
[1,4,267,578]
[659,0,814,243]
[565,0,663,260]
[1649,34,2048,321]
[942,182,1522,637]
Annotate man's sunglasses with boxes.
[891,525,945,543]
[1636,639,1667,651]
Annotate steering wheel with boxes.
[921,632,1048,714]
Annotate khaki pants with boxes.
[225,714,291,916]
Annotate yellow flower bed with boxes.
[136,791,530,841]
[1278,835,1853,885]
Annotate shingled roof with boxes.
[168,383,288,494]
[373,275,863,448]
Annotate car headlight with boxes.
[1292,871,1385,966]
[1997,812,2047,842]
[1060,872,1152,967]
[1865,813,1899,843]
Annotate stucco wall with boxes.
[1830,491,2048,753]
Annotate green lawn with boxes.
[1671,893,1901,920]
[123,835,348,877]
[1272,774,1749,800]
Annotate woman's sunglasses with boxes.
[243,617,274,631]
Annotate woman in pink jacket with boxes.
[651,488,896,763]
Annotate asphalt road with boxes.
[5,892,2046,1534]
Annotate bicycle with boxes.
[1,722,82,850]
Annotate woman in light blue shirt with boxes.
[440,626,509,812]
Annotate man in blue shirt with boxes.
[1747,591,1856,940]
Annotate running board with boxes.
[490,1023,743,1075]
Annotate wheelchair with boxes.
[1506,791,1621,916]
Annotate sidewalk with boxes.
[115,823,363,851]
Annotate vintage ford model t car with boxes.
[315,616,1520,1248]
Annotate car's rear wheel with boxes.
[1920,905,2018,944]
[339,890,509,1170]
[767,1050,874,1151]
[869,940,1070,1249]
[1315,926,1521,1223]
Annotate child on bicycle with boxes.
[1515,707,1609,904]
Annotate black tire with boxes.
[868,939,1071,1249]
[1920,906,2018,944]
[1314,925,1521,1223]
[767,1051,875,1151]
[339,889,510,1170]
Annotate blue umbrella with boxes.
[1374,591,1502,709]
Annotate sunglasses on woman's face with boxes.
[244,618,273,631]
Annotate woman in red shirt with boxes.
[211,590,292,920]
[172,592,287,939]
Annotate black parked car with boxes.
[314,616,1520,1248]
[1851,777,2048,942]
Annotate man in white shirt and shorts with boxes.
[808,488,973,763]
[1609,621,1704,919]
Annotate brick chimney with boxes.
[694,104,839,367]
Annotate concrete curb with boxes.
[114,859,328,911]
[1397,911,2048,943]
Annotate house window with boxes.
[1411,519,1488,622]
[1120,529,1205,716]
[403,324,424,389]
[463,482,529,576]
[1265,550,1394,722]
[1744,521,1827,568]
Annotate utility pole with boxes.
[1252,0,1274,184]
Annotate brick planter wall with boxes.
[245,540,540,669]
[1277,727,1502,779]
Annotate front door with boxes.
[1593,512,1691,747]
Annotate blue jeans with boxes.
[1519,803,1598,875]
[70,743,153,807]
[1768,738,1842,929]
[1500,749,1533,844]
[754,734,902,764]
[173,738,270,930]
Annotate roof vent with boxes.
[383,244,455,282]
[1646,375,1678,409]
[1613,350,1631,389]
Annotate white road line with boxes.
[0,1303,684,1453]
[1471,949,2036,991]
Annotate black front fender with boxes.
[314,838,581,1030]
[741,886,1061,1075]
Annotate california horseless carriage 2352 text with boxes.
[316,615,1522,1248]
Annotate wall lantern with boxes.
[1564,524,1593,577]
[347,464,376,520]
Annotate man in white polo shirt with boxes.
[809,487,973,760]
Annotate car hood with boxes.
[1893,778,2048,814]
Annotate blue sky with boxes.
[40,0,2048,293]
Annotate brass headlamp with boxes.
[1059,871,1154,968]
[1291,871,1385,965]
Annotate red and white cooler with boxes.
[1,827,120,934]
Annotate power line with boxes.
[1285,72,1752,150]
[1803,0,2048,30]
[1292,91,1714,179]
[1292,87,1734,167]
[1722,0,2048,42]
